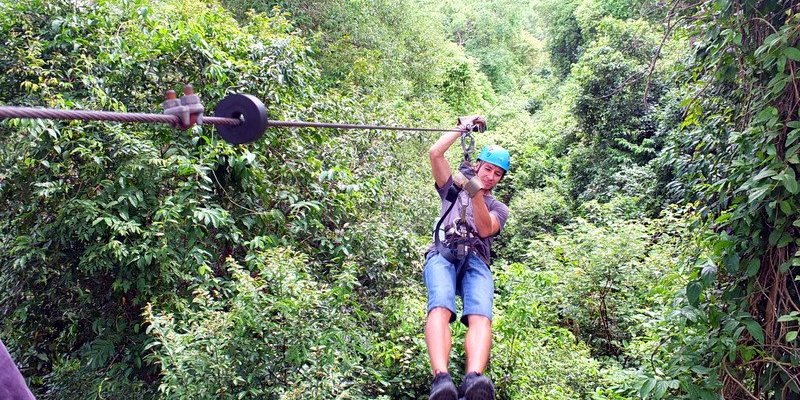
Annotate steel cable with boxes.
[0,106,241,127]
[0,105,469,133]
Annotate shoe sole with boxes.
[430,386,458,400]
[430,390,457,400]
[464,380,494,400]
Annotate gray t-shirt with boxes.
[427,175,510,264]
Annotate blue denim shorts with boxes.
[423,251,494,326]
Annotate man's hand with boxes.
[457,115,486,133]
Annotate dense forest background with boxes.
[0,0,798,398]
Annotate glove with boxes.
[457,115,486,133]
[463,175,485,197]
[453,171,485,198]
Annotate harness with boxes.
[432,129,489,283]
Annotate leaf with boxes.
[640,378,657,398]
[779,260,791,272]
[743,319,765,344]
[748,185,770,202]
[787,331,798,342]
[654,381,669,399]
[782,168,799,194]
[785,47,800,61]
[769,229,784,245]
[700,390,718,400]
[752,167,777,181]
[756,106,778,122]
[746,259,761,276]
[740,346,755,362]
[687,281,702,307]
[787,128,800,147]
[777,311,800,322]
[715,212,732,224]
[702,262,718,284]
[723,254,739,274]
[691,365,713,375]
[780,201,793,214]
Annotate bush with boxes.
[0,1,439,397]
[498,187,571,261]
[492,261,607,399]
[146,248,390,399]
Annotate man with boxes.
[424,115,510,400]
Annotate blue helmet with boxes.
[477,145,510,172]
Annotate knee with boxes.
[428,307,454,322]
[467,315,491,331]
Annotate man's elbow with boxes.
[429,145,444,160]
[476,225,498,239]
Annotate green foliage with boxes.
[532,0,676,205]
[3,0,795,399]
[532,217,649,356]
[438,56,497,114]
[146,248,392,399]
[497,187,571,261]
[0,0,435,397]
[427,0,556,95]
[650,0,800,397]
[224,0,496,107]
[492,262,606,399]
[507,204,701,397]
[566,27,663,202]
[492,203,700,398]
[538,0,584,77]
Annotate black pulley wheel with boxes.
[214,93,268,144]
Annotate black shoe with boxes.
[429,372,458,400]
[459,372,495,400]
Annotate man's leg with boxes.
[425,307,453,374]
[423,253,459,399]
[465,315,492,373]
[459,254,496,399]
[422,252,457,375]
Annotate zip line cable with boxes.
[0,87,472,145]
[0,106,465,132]
[0,106,239,127]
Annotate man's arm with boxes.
[471,193,501,238]
[428,130,462,188]
[428,117,486,188]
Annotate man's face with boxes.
[475,162,505,191]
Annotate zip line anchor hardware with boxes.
[161,85,205,129]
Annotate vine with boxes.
[668,0,800,397]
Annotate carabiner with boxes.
[460,129,475,161]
